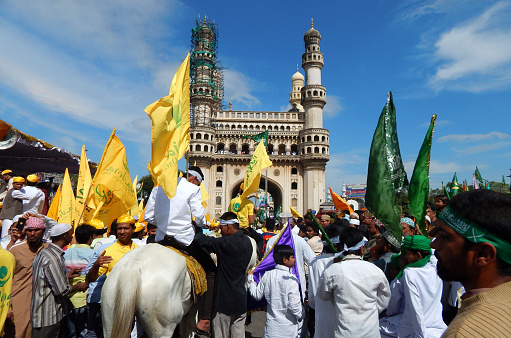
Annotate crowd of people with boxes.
[1,167,511,338]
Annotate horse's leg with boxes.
[179,302,198,338]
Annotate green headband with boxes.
[439,205,511,265]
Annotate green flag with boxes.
[366,92,408,241]
[408,115,436,235]
[243,130,268,146]
[450,173,460,196]
[475,166,484,189]
[274,205,281,219]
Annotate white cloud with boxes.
[323,95,343,118]
[455,142,511,155]
[396,0,457,22]
[428,2,511,92]
[437,131,511,143]
[223,69,261,109]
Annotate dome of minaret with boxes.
[304,18,321,39]
[291,66,304,81]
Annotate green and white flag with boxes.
[408,115,436,235]
[243,130,268,146]
[366,92,408,241]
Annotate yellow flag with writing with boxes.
[145,54,190,199]
[290,206,302,219]
[58,168,75,225]
[328,187,354,214]
[241,142,273,200]
[83,129,137,228]
[47,185,61,220]
[74,145,92,225]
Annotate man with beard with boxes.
[431,190,511,337]
[9,216,49,337]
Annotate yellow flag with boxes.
[329,187,354,214]
[47,185,61,220]
[58,168,75,225]
[146,54,190,199]
[83,129,137,228]
[130,176,142,216]
[74,145,92,225]
[290,206,302,219]
[241,142,273,200]
[200,181,209,208]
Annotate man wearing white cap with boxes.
[32,223,86,337]
[11,174,44,214]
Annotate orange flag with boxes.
[329,187,354,214]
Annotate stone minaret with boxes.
[299,19,330,211]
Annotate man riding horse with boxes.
[143,165,215,335]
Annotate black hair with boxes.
[273,244,295,265]
[147,223,157,230]
[324,224,343,254]
[405,248,431,259]
[297,224,307,233]
[75,224,96,244]
[435,195,449,205]
[297,217,303,224]
[94,228,108,236]
[109,220,118,237]
[188,166,204,181]
[220,211,240,229]
[450,190,511,276]
[305,221,319,235]
[265,218,276,231]
[340,227,364,256]
[27,181,37,187]
[332,218,350,231]
[427,203,438,213]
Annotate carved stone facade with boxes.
[189,18,329,219]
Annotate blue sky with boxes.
[1,0,511,195]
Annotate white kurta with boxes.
[143,177,205,246]
[11,186,44,214]
[248,265,303,338]
[265,232,315,299]
[318,256,390,338]
[379,261,447,338]
[308,253,336,338]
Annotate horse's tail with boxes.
[110,264,140,338]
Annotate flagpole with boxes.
[265,168,268,218]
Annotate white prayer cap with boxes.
[51,223,72,237]
[349,219,360,226]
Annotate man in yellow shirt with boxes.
[228,183,255,228]
[87,215,139,282]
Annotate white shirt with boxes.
[265,232,315,299]
[308,253,336,338]
[318,256,390,338]
[143,177,205,246]
[11,186,44,214]
[248,265,303,337]
[379,261,447,338]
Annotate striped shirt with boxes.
[31,242,71,328]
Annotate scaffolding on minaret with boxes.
[190,15,224,127]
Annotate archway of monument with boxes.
[230,177,283,213]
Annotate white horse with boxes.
[101,244,197,338]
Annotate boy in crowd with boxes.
[247,245,303,337]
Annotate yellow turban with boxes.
[12,176,25,183]
[27,174,38,183]
[89,219,106,230]
[134,222,145,232]
[117,214,136,224]
[1,169,12,175]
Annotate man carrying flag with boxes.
[143,165,215,335]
